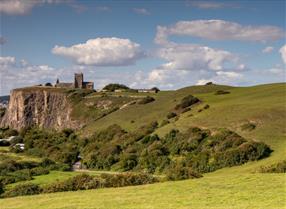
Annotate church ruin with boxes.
[55,73,94,90]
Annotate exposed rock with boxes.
[0,88,80,130]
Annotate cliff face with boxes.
[0,88,79,130]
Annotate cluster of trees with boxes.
[3,123,272,185]
[80,125,271,176]
[2,172,158,198]
[103,84,130,92]
[0,158,69,187]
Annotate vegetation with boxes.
[137,96,155,104]
[215,90,230,95]
[2,172,158,198]
[103,83,130,92]
[258,160,286,173]
[174,95,200,110]
[241,122,256,131]
[0,83,285,208]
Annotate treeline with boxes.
[12,123,272,180]
[2,172,158,198]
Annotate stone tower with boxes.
[74,73,83,88]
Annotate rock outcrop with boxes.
[0,87,79,130]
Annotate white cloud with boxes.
[0,57,16,66]
[0,56,60,95]
[155,44,239,72]
[262,46,274,53]
[52,37,145,66]
[186,1,239,9]
[0,0,38,15]
[133,8,150,15]
[196,79,213,85]
[279,45,286,64]
[155,20,285,44]
[0,0,86,15]
[197,71,243,85]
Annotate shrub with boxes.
[30,167,49,176]
[3,183,42,197]
[137,96,155,104]
[203,104,210,109]
[103,83,129,92]
[258,161,286,173]
[100,172,158,187]
[166,163,203,181]
[215,90,230,95]
[181,107,191,113]
[160,119,169,127]
[167,112,177,119]
[0,182,4,195]
[241,122,256,131]
[175,95,200,110]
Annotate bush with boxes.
[215,90,230,95]
[167,112,177,119]
[3,183,42,197]
[258,161,286,173]
[100,172,158,187]
[175,95,200,110]
[0,182,4,195]
[30,167,49,176]
[160,119,169,127]
[241,122,256,131]
[43,173,158,194]
[137,96,155,104]
[166,163,203,181]
[181,107,191,113]
[203,104,210,109]
[103,83,129,92]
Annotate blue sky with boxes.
[0,0,285,95]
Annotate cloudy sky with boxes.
[0,0,285,95]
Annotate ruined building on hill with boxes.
[55,73,94,90]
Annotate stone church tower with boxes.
[74,73,83,88]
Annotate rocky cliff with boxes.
[0,87,79,130]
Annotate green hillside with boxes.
[0,83,285,209]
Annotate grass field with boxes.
[0,83,285,209]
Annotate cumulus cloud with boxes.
[196,71,243,85]
[52,37,145,66]
[155,44,239,72]
[262,46,274,53]
[0,56,60,95]
[133,8,150,15]
[0,56,16,66]
[155,20,285,44]
[0,0,86,15]
[0,0,37,15]
[279,45,286,64]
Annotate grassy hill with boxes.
[0,83,285,209]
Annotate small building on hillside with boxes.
[137,88,159,93]
[55,73,94,90]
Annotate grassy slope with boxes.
[1,83,285,209]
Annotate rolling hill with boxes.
[0,83,285,209]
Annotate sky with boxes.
[0,0,285,95]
